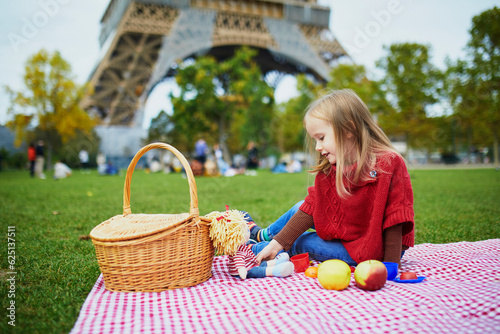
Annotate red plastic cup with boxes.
[291,253,309,273]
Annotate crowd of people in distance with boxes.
[27,141,120,180]
[25,137,304,180]
[143,139,271,178]
[190,139,264,177]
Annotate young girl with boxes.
[248,89,414,266]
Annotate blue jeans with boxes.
[249,201,358,266]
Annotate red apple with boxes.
[400,272,418,280]
[354,260,387,291]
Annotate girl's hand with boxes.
[256,239,284,264]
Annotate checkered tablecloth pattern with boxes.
[71,239,500,333]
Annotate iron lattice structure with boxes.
[82,0,347,126]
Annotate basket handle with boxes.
[123,142,199,216]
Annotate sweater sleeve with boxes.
[299,178,318,216]
[273,210,314,251]
[383,157,415,243]
[383,223,402,264]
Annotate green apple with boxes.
[354,260,387,291]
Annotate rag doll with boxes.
[207,207,294,279]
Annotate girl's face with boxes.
[306,116,338,165]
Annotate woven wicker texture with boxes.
[90,143,215,292]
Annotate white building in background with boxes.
[95,126,147,167]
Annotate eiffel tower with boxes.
[82,0,347,129]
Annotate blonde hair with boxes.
[207,209,249,256]
[304,89,399,198]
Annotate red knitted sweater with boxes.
[299,153,414,264]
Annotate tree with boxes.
[170,47,274,161]
[328,64,377,107]
[5,49,96,166]
[327,63,393,121]
[275,75,319,153]
[147,110,174,169]
[147,110,174,144]
[376,43,443,154]
[445,7,500,165]
[235,64,274,156]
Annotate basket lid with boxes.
[90,213,203,242]
[90,143,211,243]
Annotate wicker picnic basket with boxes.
[90,143,214,292]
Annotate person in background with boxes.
[195,138,208,164]
[28,142,36,177]
[53,160,72,180]
[79,149,90,174]
[286,159,302,173]
[35,140,46,179]
[105,160,119,175]
[214,143,229,175]
[162,151,173,173]
[97,152,107,175]
[246,141,259,169]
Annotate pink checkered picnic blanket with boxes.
[72,239,500,333]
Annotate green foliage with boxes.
[445,6,500,164]
[327,63,390,115]
[468,6,500,76]
[147,110,173,143]
[275,75,319,153]
[171,56,222,150]
[0,148,27,170]
[57,130,101,168]
[0,168,499,332]
[170,47,274,159]
[376,43,443,153]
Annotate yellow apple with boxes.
[354,260,387,291]
[317,259,351,290]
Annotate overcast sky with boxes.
[0,0,498,128]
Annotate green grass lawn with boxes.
[1,167,499,333]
